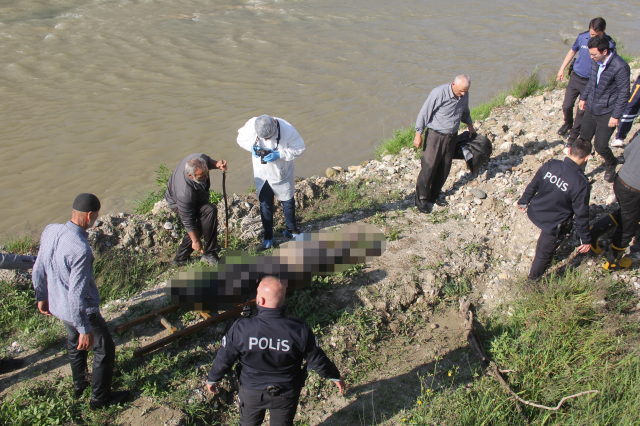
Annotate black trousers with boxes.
[611,177,640,250]
[528,220,573,281]
[174,203,219,261]
[580,110,617,168]
[238,386,301,426]
[562,73,589,140]
[63,313,115,402]
[259,181,296,240]
[416,130,456,207]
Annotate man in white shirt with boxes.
[237,115,306,248]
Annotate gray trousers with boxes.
[0,253,36,270]
[415,129,457,207]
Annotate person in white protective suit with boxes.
[237,115,306,249]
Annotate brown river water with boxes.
[1,0,638,236]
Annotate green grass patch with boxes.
[0,280,64,354]
[2,233,39,254]
[299,180,386,224]
[400,268,640,425]
[93,250,169,302]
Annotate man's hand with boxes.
[37,300,52,316]
[468,123,477,137]
[518,206,527,213]
[608,117,619,128]
[192,239,203,253]
[77,332,94,351]
[578,100,586,111]
[333,379,346,394]
[216,160,228,172]
[577,243,591,253]
[206,383,219,394]
[557,69,565,82]
[413,132,423,149]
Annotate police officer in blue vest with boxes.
[518,138,593,281]
[556,17,615,147]
[206,276,345,426]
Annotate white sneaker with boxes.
[611,139,625,148]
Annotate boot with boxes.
[603,245,632,271]
[590,214,618,254]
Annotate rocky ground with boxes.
[1,65,640,425]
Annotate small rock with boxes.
[164,222,173,230]
[332,166,345,173]
[500,142,511,151]
[382,154,394,162]
[387,167,398,175]
[474,198,483,205]
[514,113,525,122]
[348,165,363,174]
[470,188,486,199]
[498,273,508,279]
[606,193,617,205]
[325,168,340,178]
[171,231,179,239]
[430,323,438,330]
[505,95,518,105]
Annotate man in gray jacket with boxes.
[165,153,227,265]
[413,75,476,213]
[578,35,630,183]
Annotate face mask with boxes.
[193,179,207,191]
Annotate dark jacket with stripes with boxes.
[580,51,630,119]
[616,75,640,141]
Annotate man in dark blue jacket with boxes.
[518,138,593,281]
[579,35,631,183]
[206,276,344,426]
[556,17,615,145]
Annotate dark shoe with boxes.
[416,204,432,214]
[74,380,90,399]
[172,257,190,267]
[433,199,449,207]
[283,228,301,239]
[201,253,219,266]
[557,123,572,136]
[616,156,625,165]
[0,358,24,374]
[90,391,130,410]
[604,166,617,183]
[565,137,576,149]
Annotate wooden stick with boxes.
[133,300,255,357]
[223,171,229,249]
[114,304,180,333]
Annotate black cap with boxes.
[72,193,101,213]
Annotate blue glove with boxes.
[251,145,261,158]
[263,151,281,163]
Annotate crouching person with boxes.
[589,131,640,270]
[518,138,593,281]
[165,153,228,266]
[32,194,129,409]
[206,276,345,426]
